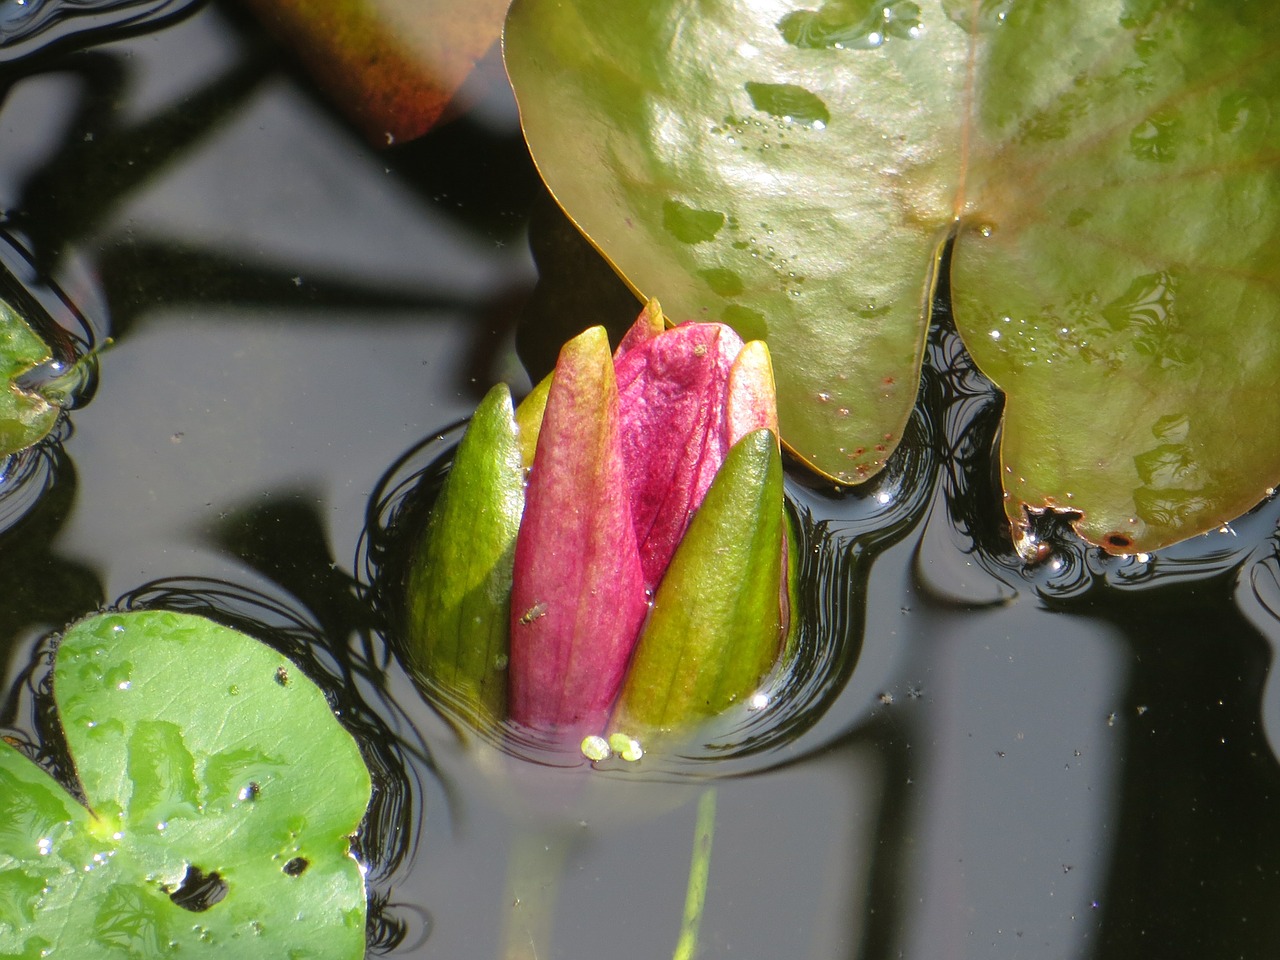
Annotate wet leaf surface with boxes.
[950,0,1280,553]
[0,610,371,958]
[505,0,1280,552]
[0,302,58,459]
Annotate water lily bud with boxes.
[612,427,786,735]
[509,326,650,734]
[404,301,791,753]
[404,383,523,724]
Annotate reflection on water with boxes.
[0,429,64,532]
[0,227,103,533]
[0,0,198,64]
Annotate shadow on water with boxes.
[2,33,487,341]
[790,247,1280,960]
[4,3,1280,958]
[4,43,270,273]
[0,442,103,726]
[929,260,1280,960]
[1087,565,1280,960]
[1,0,541,404]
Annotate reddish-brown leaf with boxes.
[240,0,509,145]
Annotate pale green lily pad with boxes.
[505,0,1280,553]
[0,610,371,958]
[1,301,58,458]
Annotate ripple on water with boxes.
[363,392,935,780]
[0,0,202,64]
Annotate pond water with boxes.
[3,3,1280,959]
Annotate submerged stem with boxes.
[673,787,718,960]
[501,825,571,960]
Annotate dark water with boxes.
[3,3,1280,959]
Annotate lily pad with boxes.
[0,610,371,958]
[241,0,511,144]
[504,0,1280,553]
[1,301,59,459]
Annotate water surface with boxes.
[2,4,1279,959]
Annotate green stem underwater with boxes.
[501,825,572,960]
[673,788,718,960]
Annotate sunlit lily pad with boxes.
[505,0,1280,553]
[1,301,59,459]
[0,610,371,958]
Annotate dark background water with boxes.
[3,3,1280,958]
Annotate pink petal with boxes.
[509,326,650,734]
[614,320,746,588]
[615,297,665,358]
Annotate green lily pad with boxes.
[0,610,372,958]
[504,0,1280,553]
[1,301,58,458]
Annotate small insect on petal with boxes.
[518,602,548,625]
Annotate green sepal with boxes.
[405,382,524,725]
[514,372,553,471]
[613,427,785,735]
